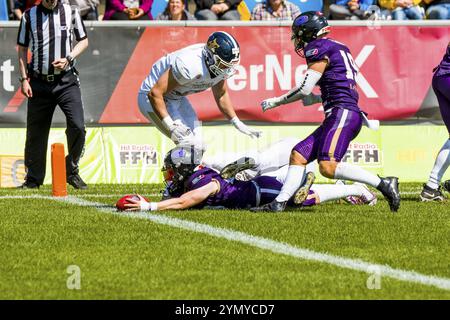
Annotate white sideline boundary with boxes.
[1,194,449,292]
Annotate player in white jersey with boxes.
[138,31,262,147]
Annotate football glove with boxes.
[170,122,193,144]
[231,117,262,139]
[261,97,283,112]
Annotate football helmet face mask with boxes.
[291,11,330,58]
[203,31,240,78]
[161,145,204,196]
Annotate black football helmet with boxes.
[161,145,204,195]
[291,11,330,58]
[203,31,240,78]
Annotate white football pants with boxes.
[202,137,316,179]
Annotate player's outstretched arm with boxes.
[148,68,192,142]
[212,81,262,138]
[261,60,327,112]
[125,181,219,211]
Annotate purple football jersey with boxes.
[434,43,450,77]
[184,167,292,209]
[304,38,360,113]
[185,167,258,209]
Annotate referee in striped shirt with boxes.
[17,0,89,189]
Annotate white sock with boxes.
[427,139,450,190]
[275,165,306,202]
[311,184,363,203]
[334,162,381,188]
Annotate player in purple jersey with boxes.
[420,42,450,201]
[123,146,376,212]
[250,11,400,213]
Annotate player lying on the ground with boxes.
[123,146,376,212]
[163,137,370,205]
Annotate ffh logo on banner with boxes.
[119,144,158,167]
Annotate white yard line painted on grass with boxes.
[8,194,447,292]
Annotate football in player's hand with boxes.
[116,194,149,211]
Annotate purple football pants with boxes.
[433,73,450,134]
[293,107,363,162]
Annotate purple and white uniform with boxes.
[294,38,363,162]
[184,167,316,209]
[433,43,450,133]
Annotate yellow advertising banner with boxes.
[0,125,448,186]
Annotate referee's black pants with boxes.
[25,71,86,185]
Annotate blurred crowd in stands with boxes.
[1,0,449,21]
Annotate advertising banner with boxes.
[0,126,449,185]
[0,25,448,125]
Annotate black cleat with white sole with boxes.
[420,184,445,202]
[376,176,400,212]
[250,200,287,213]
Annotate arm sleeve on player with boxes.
[278,69,323,105]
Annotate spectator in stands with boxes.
[65,0,99,20]
[103,0,153,20]
[251,0,300,20]
[378,0,424,20]
[157,0,196,20]
[194,0,241,20]
[329,0,376,20]
[423,0,450,19]
[13,0,41,20]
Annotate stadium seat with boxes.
[151,0,169,19]
[0,0,9,21]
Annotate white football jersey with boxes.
[139,44,227,100]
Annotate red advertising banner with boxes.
[0,25,447,125]
[99,25,448,124]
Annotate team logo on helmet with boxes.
[207,39,220,52]
[295,15,309,25]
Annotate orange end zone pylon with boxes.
[51,143,67,197]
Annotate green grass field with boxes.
[0,183,449,300]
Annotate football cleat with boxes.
[420,184,445,202]
[293,172,315,205]
[336,180,377,206]
[220,157,257,179]
[443,180,450,193]
[250,200,287,213]
[376,176,400,212]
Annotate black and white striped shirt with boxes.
[17,2,87,75]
